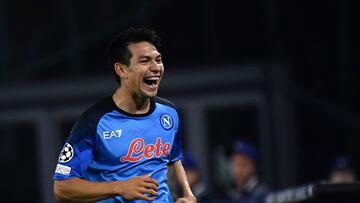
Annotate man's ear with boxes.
[114,62,128,79]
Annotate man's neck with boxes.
[112,87,151,114]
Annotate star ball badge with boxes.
[58,143,74,163]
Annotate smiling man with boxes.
[53,28,196,203]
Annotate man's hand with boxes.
[115,175,159,201]
[175,195,197,203]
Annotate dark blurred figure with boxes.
[177,152,212,202]
[328,156,357,184]
[222,140,269,201]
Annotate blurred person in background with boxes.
[223,140,269,200]
[176,152,212,202]
[328,156,357,184]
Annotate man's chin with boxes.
[143,90,158,98]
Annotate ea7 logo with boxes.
[103,129,122,140]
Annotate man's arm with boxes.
[54,175,159,202]
[171,160,197,203]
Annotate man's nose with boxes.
[150,61,161,72]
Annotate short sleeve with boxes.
[169,113,183,163]
[53,113,97,180]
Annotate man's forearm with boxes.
[54,175,158,202]
[54,178,119,202]
[172,160,194,197]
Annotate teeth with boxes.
[146,77,159,80]
[144,76,159,86]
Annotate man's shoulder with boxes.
[253,182,269,196]
[79,96,115,124]
[66,96,115,142]
[154,96,177,109]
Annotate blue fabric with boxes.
[233,140,258,163]
[54,97,182,202]
[181,151,198,170]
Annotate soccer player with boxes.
[53,28,196,203]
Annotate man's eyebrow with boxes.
[138,55,151,60]
[137,54,162,59]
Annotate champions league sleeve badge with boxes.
[58,143,74,163]
[160,114,173,130]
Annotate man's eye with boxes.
[156,58,162,63]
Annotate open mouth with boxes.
[143,76,159,87]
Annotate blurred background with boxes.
[0,0,359,202]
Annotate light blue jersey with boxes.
[53,96,182,202]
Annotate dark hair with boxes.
[108,27,161,84]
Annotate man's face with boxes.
[125,41,164,98]
[329,170,356,184]
[230,153,256,187]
